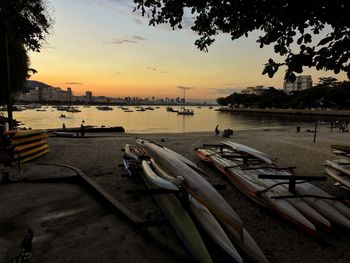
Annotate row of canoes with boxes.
[3,129,49,164]
[195,141,350,238]
[123,139,268,263]
[324,145,350,189]
[122,139,350,263]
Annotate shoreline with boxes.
[1,126,350,262]
[217,107,350,117]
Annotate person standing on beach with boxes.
[81,121,85,137]
[215,125,220,137]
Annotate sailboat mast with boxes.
[183,88,186,109]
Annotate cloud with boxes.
[208,87,242,95]
[109,35,146,44]
[146,67,157,71]
[116,72,122,75]
[132,35,146,41]
[110,38,137,44]
[64,82,83,85]
[133,18,144,25]
[85,0,133,12]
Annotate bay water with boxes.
[1,106,341,133]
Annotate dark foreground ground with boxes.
[1,126,349,263]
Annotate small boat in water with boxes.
[177,109,194,115]
[166,106,178,112]
[96,106,113,111]
[66,107,81,113]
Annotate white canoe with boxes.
[325,167,350,189]
[144,157,243,263]
[138,157,213,263]
[189,196,243,263]
[326,159,350,176]
[150,158,185,186]
[141,160,179,191]
[164,146,205,173]
[220,221,269,263]
[125,144,138,160]
[331,145,350,154]
[157,143,268,263]
[292,182,350,228]
[221,141,274,165]
[212,146,350,229]
[200,148,321,235]
[136,138,244,239]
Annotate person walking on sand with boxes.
[215,125,220,137]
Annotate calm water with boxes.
[1,106,342,133]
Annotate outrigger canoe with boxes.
[136,138,244,239]
[326,159,350,176]
[196,142,350,233]
[221,141,274,165]
[188,196,243,263]
[331,145,350,154]
[151,142,268,263]
[122,154,212,263]
[195,147,321,236]
[127,145,244,263]
[325,167,350,189]
[144,158,243,262]
[141,160,179,191]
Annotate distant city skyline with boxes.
[16,84,207,104]
[29,0,347,99]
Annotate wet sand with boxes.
[1,123,349,263]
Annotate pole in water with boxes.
[313,121,317,143]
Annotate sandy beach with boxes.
[1,123,349,263]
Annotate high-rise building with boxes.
[67,88,73,102]
[85,91,92,103]
[283,75,312,95]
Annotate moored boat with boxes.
[96,106,113,111]
[177,109,194,115]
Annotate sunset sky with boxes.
[29,0,347,100]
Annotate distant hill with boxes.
[25,80,52,90]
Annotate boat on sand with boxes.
[195,141,350,234]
